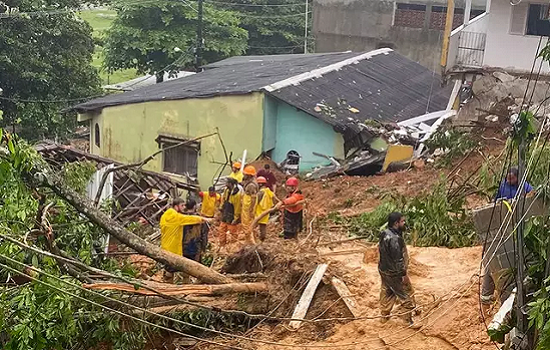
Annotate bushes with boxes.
[345,182,477,248]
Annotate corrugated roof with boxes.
[268,50,452,126]
[74,51,361,112]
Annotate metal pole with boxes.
[304,0,308,54]
[516,140,528,335]
[195,0,204,72]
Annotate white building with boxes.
[446,0,550,74]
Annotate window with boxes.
[510,3,550,36]
[157,135,199,176]
[94,123,100,148]
[526,4,550,36]
[394,3,426,28]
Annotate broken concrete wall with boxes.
[312,0,485,68]
[457,72,550,124]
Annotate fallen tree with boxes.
[22,157,232,284]
[83,281,268,296]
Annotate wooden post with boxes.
[440,0,455,74]
[289,264,328,329]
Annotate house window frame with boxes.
[156,134,200,177]
[510,2,550,37]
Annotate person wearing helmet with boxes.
[219,178,242,248]
[254,176,278,241]
[229,162,244,183]
[275,177,304,239]
[241,165,259,243]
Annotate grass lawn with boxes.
[78,9,139,85]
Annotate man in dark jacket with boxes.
[378,212,419,328]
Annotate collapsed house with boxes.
[73,48,456,187]
[36,142,197,226]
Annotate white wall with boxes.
[484,0,550,73]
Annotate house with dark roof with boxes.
[75,48,453,187]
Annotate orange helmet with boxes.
[257,176,267,184]
[232,162,242,169]
[243,165,257,176]
[286,177,299,186]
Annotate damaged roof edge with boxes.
[262,48,393,92]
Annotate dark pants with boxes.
[283,210,303,239]
[259,224,267,241]
[379,273,416,319]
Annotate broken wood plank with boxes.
[331,277,360,318]
[83,281,268,296]
[319,249,366,257]
[289,263,328,329]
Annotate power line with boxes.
[206,0,307,7]
[234,10,310,18]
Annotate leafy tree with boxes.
[0,0,101,140]
[104,0,248,82]
[217,0,312,55]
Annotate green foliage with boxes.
[511,110,537,148]
[0,0,101,140]
[217,0,311,55]
[345,181,476,248]
[60,161,97,194]
[78,9,139,85]
[0,132,144,349]
[104,0,248,78]
[424,127,478,167]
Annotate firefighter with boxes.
[241,165,259,244]
[229,162,244,183]
[219,177,242,248]
[254,176,277,241]
[275,177,304,239]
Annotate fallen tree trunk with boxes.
[83,281,268,296]
[26,167,231,285]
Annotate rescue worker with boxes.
[241,165,259,244]
[257,163,277,194]
[198,186,220,258]
[159,198,211,282]
[254,176,277,241]
[275,177,304,239]
[229,162,244,183]
[219,177,242,248]
[199,186,221,218]
[378,212,419,328]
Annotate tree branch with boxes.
[93,132,218,206]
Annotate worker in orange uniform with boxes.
[254,176,277,241]
[160,198,212,282]
[219,177,242,248]
[241,165,259,244]
[229,162,244,183]
[275,177,304,239]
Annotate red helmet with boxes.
[286,177,299,187]
[257,176,267,184]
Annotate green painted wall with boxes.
[268,97,345,171]
[87,93,264,187]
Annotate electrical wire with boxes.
[0,251,479,348]
[206,0,308,7]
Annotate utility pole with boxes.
[440,0,455,76]
[195,0,204,72]
[304,0,308,54]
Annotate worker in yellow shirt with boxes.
[199,186,221,218]
[219,178,242,248]
[228,162,244,183]
[241,165,259,244]
[255,176,278,241]
[160,198,212,282]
